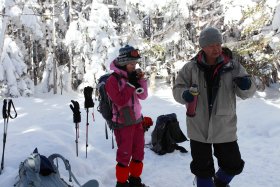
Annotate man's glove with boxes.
[142,116,153,132]
[84,86,94,108]
[70,100,81,123]
[128,71,141,89]
[234,76,251,90]
[182,90,194,103]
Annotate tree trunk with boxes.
[0,8,8,61]
[52,0,57,94]
[30,34,37,85]
[68,0,73,90]
[34,40,39,85]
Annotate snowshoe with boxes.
[128,176,149,187]
[213,176,230,187]
[82,179,99,187]
[116,181,130,187]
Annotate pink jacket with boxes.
[105,60,148,125]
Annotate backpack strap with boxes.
[109,72,121,125]
[108,72,121,149]
[2,99,17,120]
[174,144,188,153]
[48,154,82,187]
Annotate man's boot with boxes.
[214,168,233,187]
[195,177,214,187]
[214,176,230,187]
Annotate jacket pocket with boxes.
[215,100,234,116]
[120,106,136,125]
[215,78,235,116]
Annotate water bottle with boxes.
[186,84,199,117]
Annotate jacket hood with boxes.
[110,59,129,78]
[192,49,234,77]
[192,49,231,66]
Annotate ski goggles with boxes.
[130,49,140,58]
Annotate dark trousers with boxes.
[190,140,245,178]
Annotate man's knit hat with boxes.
[116,45,141,66]
[199,27,223,48]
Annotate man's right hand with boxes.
[182,90,194,103]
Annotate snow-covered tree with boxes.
[0,0,41,97]
[223,0,280,88]
[65,0,120,92]
[0,37,33,97]
[1,0,280,98]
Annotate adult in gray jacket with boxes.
[173,27,256,187]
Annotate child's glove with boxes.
[136,68,145,79]
[128,71,141,89]
[142,116,153,132]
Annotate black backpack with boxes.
[97,73,120,130]
[151,113,188,155]
[97,73,123,148]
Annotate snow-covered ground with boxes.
[0,81,280,187]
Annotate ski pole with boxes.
[83,86,94,158]
[0,100,8,175]
[70,100,81,157]
[105,122,108,140]
[92,112,95,122]
[86,108,89,158]
[75,122,79,157]
[1,99,17,175]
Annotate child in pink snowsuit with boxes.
[105,45,148,187]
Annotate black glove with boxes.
[234,76,251,90]
[84,86,94,108]
[128,71,141,89]
[182,90,194,103]
[70,100,81,123]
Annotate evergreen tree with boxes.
[1,0,280,97]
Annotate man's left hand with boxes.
[234,76,251,90]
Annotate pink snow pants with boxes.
[114,123,145,166]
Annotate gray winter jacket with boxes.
[172,55,256,143]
